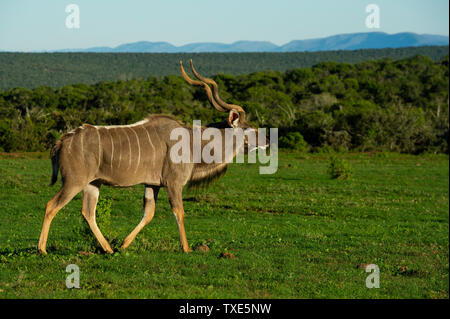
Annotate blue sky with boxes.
[0,0,448,51]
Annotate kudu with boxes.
[38,60,267,255]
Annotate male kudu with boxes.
[38,60,267,254]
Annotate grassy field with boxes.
[0,151,448,298]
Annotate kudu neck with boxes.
[187,123,244,167]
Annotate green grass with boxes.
[0,151,448,298]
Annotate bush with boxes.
[327,155,353,180]
[95,197,114,237]
[278,132,308,152]
[73,197,116,251]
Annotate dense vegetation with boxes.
[0,46,448,90]
[0,54,448,154]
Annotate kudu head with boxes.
[180,59,269,152]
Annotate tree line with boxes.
[0,54,448,154]
[0,46,448,90]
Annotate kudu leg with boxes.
[38,185,82,255]
[122,186,160,249]
[81,184,113,254]
[167,185,191,253]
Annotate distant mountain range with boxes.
[54,32,449,53]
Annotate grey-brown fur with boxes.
[50,115,234,189]
[38,61,268,255]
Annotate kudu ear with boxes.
[228,110,240,128]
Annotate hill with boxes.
[279,32,449,52]
[54,32,449,53]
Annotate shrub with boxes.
[73,197,116,250]
[327,155,353,180]
[279,132,308,152]
[95,197,113,237]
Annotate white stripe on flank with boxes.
[96,128,102,170]
[109,130,114,171]
[152,126,163,151]
[144,126,155,164]
[123,128,132,170]
[71,125,84,155]
[117,129,122,168]
[80,129,84,159]
[130,127,141,173]
[67,134,73,154]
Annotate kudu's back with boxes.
[52,114,192,188]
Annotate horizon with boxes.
[0,0,448,52]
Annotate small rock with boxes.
[356,263,370,269]
[219,252,236,259]
[195,244,210,252]
[398,266,409,272]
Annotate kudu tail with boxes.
[49,140,62,186]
